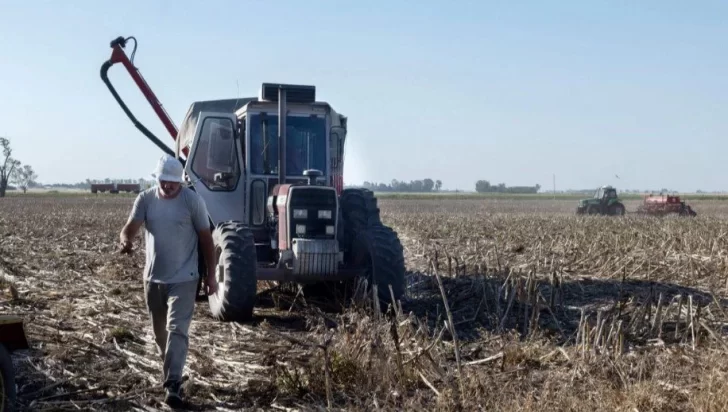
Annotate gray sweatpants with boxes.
[144,280,197,387]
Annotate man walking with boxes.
[119,154,217,408]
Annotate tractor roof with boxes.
[176,97,345,153]
[177,97,257,151]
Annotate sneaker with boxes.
[164,381,185,409]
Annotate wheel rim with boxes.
[215,246,224,285]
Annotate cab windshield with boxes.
[249,114,327,176]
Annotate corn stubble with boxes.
[1,196,728,411]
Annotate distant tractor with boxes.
[636,193,697,217]
[100,36,406,321]
[576,186,626,216]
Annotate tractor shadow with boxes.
[246,282,352,332]
[401,270,728,346]
[235,271,728,349]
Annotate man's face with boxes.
[158,180,181,198]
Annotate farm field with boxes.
[2,195,728,411]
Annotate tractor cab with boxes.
[174,84,346,225]
[594,186,618,202]
[577,186,625,216]
[174,84,349,264]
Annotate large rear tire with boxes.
[208,221,258,322]
[340,188,383,258]
[340,188,382,232]
[0,344,16,412]
[350,224,406,310]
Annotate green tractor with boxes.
[576,186,626,216]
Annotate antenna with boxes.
[232,79,241,113]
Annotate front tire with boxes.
[609,203,626,216]
[0,344,16,412]
[208,221,258,322]
[586,204,600,215]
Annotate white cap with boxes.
[151,154,184,183]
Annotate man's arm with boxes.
[191,193,218,294]
[198,228,217,293]
[119,193,145,254]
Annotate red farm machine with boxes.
[636,193,697,217]
[100,36,405,321]
[90,183,141,194]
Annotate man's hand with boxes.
[119,219,143,255]
[205,274,218,295]
[119,239,133,255]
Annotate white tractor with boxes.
[101,36,406,321]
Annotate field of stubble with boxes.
[2,195,728,411]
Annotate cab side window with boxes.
[192,117,240,191]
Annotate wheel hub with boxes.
[215,246,225,284]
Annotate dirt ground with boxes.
[2,195,728,411]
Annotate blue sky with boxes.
[0,1,726,192]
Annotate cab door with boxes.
[185,112,246,225]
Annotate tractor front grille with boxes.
[288,186,337,239]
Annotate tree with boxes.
[435,180,442,191]
[423,178,434,192]
[0,137,21,198]
[11,164,38,194]
[475,180,491,193]
[411,180,424,192]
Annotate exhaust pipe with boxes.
[277,87,287,185]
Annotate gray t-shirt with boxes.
[129,186,210,284]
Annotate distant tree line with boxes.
[475,180,541,194]
[29,178,155,190]
[87,178,154,186]
[360,179,443,192]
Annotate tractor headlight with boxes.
[296,224,306,235]
[325,225,335,235]
[293,209,308,219]
[318,210,332,219]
